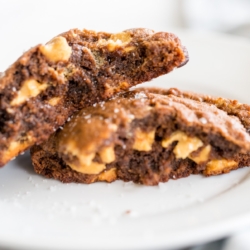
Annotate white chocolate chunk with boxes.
[40,36,72,62]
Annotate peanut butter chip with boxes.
[68,161,106,175]
[58,117,118,174]
[11,79,48,106]
[133,128,155,151]
[47,97,61,106]
[104,81,129,97]
[98,168,117,182]
[162,131,203,159]
[110,32,132,43]
[174,137,203,159]
[3,135,33,163]
[66,152,106,175]
[205,159,238,175]
[40,36,72,62]
[189,145,211,164]
[99,146,115,164]
[98,32,132,52]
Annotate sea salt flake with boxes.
[84,115,91,119]
[134,92,147,99]
[199,117,207,124]
[128,114,135,120]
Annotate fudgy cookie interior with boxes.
[31,88,250,185]
[0,29,188,166]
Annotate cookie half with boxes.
[0,28,188,167]
[30,88,250,185]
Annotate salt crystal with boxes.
[199,117,207,124]
[134,92,147,99]
[84,114,91,119]
[44,104,51,109]
[128,114,135,120]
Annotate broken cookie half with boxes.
[0,28,188,167]
[30,88,250,185]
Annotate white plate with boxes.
[1,30,250,250]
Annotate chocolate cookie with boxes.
[0,28,188,167]
[30,88,250,185]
